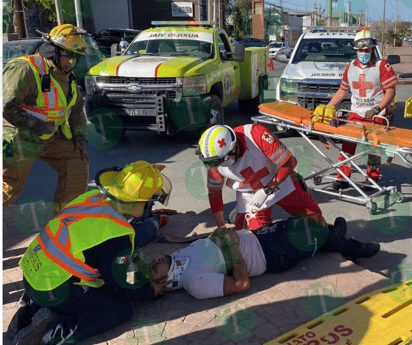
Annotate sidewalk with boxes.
[383,43,412,83]
[3,208,389,345]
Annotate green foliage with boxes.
[24,0,56,21]
[231,0,252,39]
[316,19,326,26]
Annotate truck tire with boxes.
[209,95,224,127]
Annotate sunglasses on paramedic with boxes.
[351,38,376,50]
[202,150,238,168]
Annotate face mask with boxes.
[357,52,371,65]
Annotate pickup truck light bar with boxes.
[303,26,361,33]
[151,21,216,27]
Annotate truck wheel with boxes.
[209,95,224,127]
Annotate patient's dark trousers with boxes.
[253,217,360,273]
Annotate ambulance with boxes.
[85,21,269,136]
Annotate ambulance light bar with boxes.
[303,26,361,32]
[151,21,215,27]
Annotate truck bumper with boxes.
[86,93,211,135]
[296,92,352,111]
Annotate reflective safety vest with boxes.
[16,54,77,140]
[19,190,135,291]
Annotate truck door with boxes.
[218,32,240,105]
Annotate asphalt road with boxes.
[16,63,412,280]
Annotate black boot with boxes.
[13,307,59,345]
[7,292,31,341]
[332,180,350,190]
[348,239,380,259]
[328,217,347,237]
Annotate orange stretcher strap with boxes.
[259,102,412,148]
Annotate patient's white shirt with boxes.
[171,229,266,299]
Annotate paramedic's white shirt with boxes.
[172,230,267,299]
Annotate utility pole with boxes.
[347,0,352,26]
[55,0,64,25]
[13,0,27,38]
[382,0,386,57]
[74,0,83,28]
[328,0,332,26]
[312,0,317,26]
[359,9,362,26]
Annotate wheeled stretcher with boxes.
[253,102,412,214]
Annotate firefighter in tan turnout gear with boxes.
[3,24,92,212]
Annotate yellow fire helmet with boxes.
[47,24,93,55]
[95,161,172,206]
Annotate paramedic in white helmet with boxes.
[324,28,398,191]
[195,124,346,233]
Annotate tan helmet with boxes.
[48,24,91,55]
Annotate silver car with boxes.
[267,41,291,58]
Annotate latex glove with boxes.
[250,189,269,209]
[313,104,326,122]
[324,105,336,122]
[365,106,381,119]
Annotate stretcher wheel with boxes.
[313,176,322,185]
[368,202,378,215]
[391,191,404,203]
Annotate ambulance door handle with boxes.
[233,66,238,70]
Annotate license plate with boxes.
[126,109,156,116]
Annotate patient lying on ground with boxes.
[151,217,380,299]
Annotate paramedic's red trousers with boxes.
[235,175,326,230]
[337,113,387,183]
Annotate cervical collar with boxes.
[166,255,191,290]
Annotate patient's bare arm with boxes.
[223,251,250,296]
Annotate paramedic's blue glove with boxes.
[365,106,381,119]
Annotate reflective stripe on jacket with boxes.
[15,55,77,140]
[19,190,135,291]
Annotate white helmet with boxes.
[196,125,237,166]
[352,28,377,50]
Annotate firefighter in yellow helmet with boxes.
[7,161,172,345]
[3,24,95,213]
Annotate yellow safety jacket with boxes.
[19,190,135,291]
[16,54,77,140]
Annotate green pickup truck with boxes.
[85,21,269,136]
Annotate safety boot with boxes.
[13,307,59,345]
[349,239,380,259]
[7,292,31,341]
[328,217,347,237]
[332,180,350,190]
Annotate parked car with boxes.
[267,41,291,58]
[92,28,141,56]
[237,37,267,48]
[3,36,105,90]
[3,38,43,68]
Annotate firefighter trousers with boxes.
[3,135,89,213]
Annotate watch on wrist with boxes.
[263,185,274,195]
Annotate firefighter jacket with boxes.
[3,54,87,143]
[19,190,135,292]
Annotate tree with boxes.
[316,19,326,26]
[265,7,283,41]
[13,0,27,38]
[231,0,252,39]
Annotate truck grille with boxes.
[96,76,177,85]
[297,97,351,111]
[298,83,340,93]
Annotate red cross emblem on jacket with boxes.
[238,166,270,190]
[352,74,373,98]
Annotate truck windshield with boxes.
[125,36,214,60]
[292,38,359,63]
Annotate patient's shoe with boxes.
[13,307,59,345]
[328,217,347,237]
[349,240,380,259]
[332,180,350,190]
